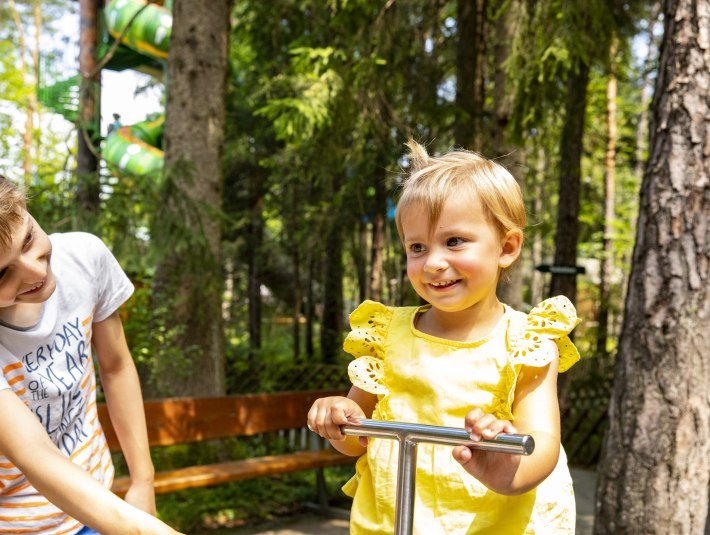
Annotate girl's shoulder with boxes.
[344,301,420,395]
[506,296,582,372]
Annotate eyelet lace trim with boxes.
[343,301,394,395]
[508,296,581,372]
[348,356,389,395]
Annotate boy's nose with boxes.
[18,254,47,280]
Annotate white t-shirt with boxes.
[0,232,134,534]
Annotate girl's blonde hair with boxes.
[395,140,526,241]
[0,177,26,249]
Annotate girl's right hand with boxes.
[307,396,366,442]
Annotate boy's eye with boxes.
[23,228,35,250]
[409,243,425,253]
[0,268,6,281]
[446,237,464,247]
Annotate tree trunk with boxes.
[320,175,345,364]
[491,0,524,309]
[247,170,264,378]
[595,2,710,532]
[153,0,233,396]
[77,0,101,226]
[454,0,485,150]
[530,145,546,305]
[305,251,315,359]
[549,62,589,304]
[8,0,35,186]
[595,36,618,364]
[369,168,387,303]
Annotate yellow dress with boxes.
[342,296,581,534]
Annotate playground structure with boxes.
[101,0,170,176]
[39,0,170,177]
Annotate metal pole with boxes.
[342,419,534,535]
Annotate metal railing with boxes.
[342,419,534,535]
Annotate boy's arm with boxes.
[0,390,180,534]
[92,310,156,515]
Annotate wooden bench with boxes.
[97,389,356,496]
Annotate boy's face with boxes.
[0,212,55,309]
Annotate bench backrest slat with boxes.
[97,389,345,451]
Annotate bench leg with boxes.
[316,467,330,509]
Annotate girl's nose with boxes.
[423,250,448,272]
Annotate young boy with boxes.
[0,177,180,534]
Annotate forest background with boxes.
[1,0,708,533]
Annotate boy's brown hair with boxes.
[0,177,26,249]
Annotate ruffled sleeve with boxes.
[343,300,393,395]
[507,296,581,372]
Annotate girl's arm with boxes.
[93,311,156,515]
[0,390,180,534]
[307,386,378,456]
[453,341,562,495]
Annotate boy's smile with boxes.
[0,212,56,316]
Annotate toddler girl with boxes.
[307,140,580,533]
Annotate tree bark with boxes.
[595,1,710,532]
[320,175,345,364]
[247,170,264,377]
[549,61,589,304]
[454,0,486,150]
[492,0,524,310]
[596,35,618,363]
[369,167,387,303]
[77,0,101,225]
[153,0,233,396]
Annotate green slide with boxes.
[102,0,171,176]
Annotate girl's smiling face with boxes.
[0,212,56,309]
[401,195,517,315]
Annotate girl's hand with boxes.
[307,396,367,443]
[452,408,522,494]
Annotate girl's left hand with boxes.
[452,408,522,494]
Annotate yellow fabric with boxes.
[343,297,580,534]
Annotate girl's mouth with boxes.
[429,279,460,289]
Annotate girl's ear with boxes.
[499,229,523,269]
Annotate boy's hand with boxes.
[124,480,157,516]
[452,408,522,494]
[307,396,367,444]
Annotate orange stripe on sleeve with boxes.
[0,509,65,521]
[6,377,23,387]
[1,482,31,496]
[0,514,75,533]
[1,362,22,374]
[0,500,50,509]
[0,474,24,483]
[55,519,83,535]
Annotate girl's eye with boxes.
[409,243,425,254]
[0,268,6,281]
[446,237,464,247]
